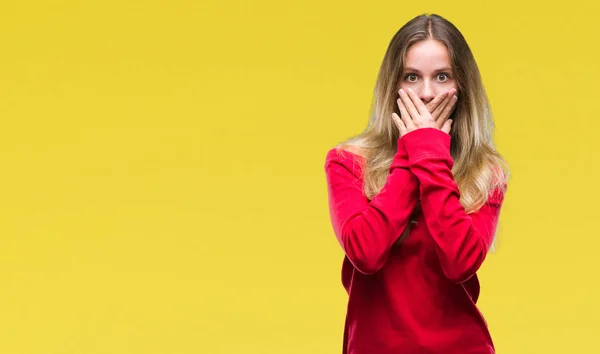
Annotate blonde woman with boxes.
[324,13,509,353]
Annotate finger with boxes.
[426,90,450,115]
[397,98,415,130]
[441,119,453,134]
[395,93,404,115]
[392,113,407,136]
[432,88,457,116]
[398,89,420,120]
[399,121,407,136]
[405,88,428,116]
[391,112,401,129]
[432,92,452,122]
[439,95,458,125]
[435,90,459,128]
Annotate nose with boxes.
[419,81,435,103]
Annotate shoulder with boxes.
[487,168,509,207]
[489,161,509,191]
[487,185,506,207]
[325,145,366,162]
[324,145,366,176]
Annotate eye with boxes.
[405,73,418,82]
[437,73,450,82]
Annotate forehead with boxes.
[404,39,451,70]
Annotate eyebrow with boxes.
[403,67,453,73]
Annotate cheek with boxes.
[447,79,458,91]
[435,81,458,95]
[398,82,412,90]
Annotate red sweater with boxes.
[324,128,506,354]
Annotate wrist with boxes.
[390,136,410,169]
[401,128,451,163]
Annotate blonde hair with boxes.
[338,14,509,245]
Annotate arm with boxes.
[324,139,419,274]
[402,128,506,283]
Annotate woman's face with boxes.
[398,39,458,104]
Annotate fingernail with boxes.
[399,89,404,94]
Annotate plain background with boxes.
[0,0,598,353]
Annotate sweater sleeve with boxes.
[324,139,419,275]
[402,128,507,283]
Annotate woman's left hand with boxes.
[392,88,453,136]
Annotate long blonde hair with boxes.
[338,14,509,244]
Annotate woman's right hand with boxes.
[392,88,457,136]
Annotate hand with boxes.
[392,88,457,137]
[427,88,458,130]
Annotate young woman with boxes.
[324,14,509,353]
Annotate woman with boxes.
[324,13,509,353]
